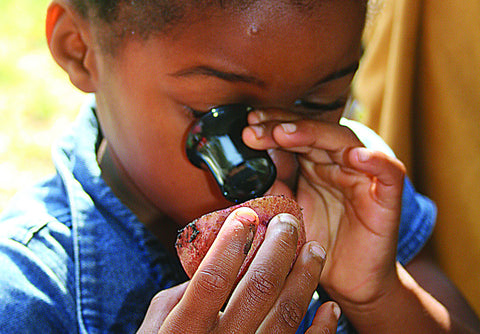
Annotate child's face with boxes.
[91,1,365,226]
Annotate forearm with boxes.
[341,263,478,334]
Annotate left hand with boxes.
[138,281,342,334]
[243,109,406,306]
[137,208,341,334]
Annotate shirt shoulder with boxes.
[0,177,77,333]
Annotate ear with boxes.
[46,1,98,93]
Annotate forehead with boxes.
[104,0,365,97]
[167,0,366,44]
[166,3,362,67]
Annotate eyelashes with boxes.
[293,98,347,112]
[184,96,347,119]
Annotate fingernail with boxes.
[273,213,298,234]
[249,125,264,139]
[309,243,327,262]
[281,123,297,134]
[248,110,265,124]
[232,208,258,254]
[332,302,341,321]
[233,208,258,225]
[355,147,371,162]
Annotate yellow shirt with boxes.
[353,0,480,313]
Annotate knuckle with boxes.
[276,235,296,256]
[246,269,278,303]
[321,327,333,334]
[149,290,165,307]
[194,265,231,295]
[278,300,304,329]
[301,267,316,283]
[273,225,298,253]
[291,264,320,294]
[300,256,323,282]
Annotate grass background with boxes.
[0,0,86,210]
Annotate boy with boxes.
[1,0,479,333]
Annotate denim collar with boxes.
[52,95,186,333]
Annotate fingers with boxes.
[157,211,329,334]
[257,241,327,333]
[246,109,406,203]
[272,121,362,158]
[219,213,302,332]
[348,147,406,209]
[160,208,258,333]
[244,113,363,165]
[137,282,189,334]
[305,301,341,334]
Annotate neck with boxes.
[97,140,179,254]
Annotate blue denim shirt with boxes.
[0,96,436,333]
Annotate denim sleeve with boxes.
[397,177,436,265]
[0,218,77,334]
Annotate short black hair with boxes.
[71,0,270,53]
[72,0,188,31]
[71,0,365,54]
[71,0,315,24]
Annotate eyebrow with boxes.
[170,66,266,87]
[170,61,359,87]
[316,61,360,84]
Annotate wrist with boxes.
[332,264,403,332]
[334,263,450,334]
[321,259,400,313]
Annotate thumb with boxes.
[348,147,405,210]
[137,281,189,333]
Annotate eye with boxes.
[294,79,353,114]
[185,104,254,119]
[293,97,348,112]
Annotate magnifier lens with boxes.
[185,104,276,203]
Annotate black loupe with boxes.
[186,104,276,203]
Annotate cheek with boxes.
[123,115,228,221]
[97,94,229,224]
[94,54,234,224]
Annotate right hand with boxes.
[137,207,339,333]
[244,110,406,305]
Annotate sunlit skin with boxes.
[46,0,480,332]
[94,3,361,226]
[91,1,364,246]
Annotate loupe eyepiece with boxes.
[186,104,276,203]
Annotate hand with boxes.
[243,110,406,305]
[137,208,339,333]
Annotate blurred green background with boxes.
[0,0,86,210]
